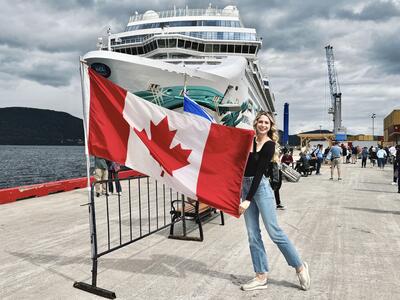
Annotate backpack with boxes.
[269,161,281,191]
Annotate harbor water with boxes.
[0,145,88,189]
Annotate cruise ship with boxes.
[83,5,275,128]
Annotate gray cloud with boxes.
[0,0,399,134]
[368,30,400,75]
[336,0,400,21]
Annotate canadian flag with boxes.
[81,63,254,217]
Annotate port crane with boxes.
[325,45,345,137]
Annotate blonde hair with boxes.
[253,111,280,162]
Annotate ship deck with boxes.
[1,162,400,299]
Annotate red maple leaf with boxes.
[134,116,192,177]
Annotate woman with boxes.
[239,111,310,291]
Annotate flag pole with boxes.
[183,66,187,95]
[79,59,92,194]
[79,59,98,286]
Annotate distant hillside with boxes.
[0,107,84,145]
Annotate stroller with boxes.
[295,154,315,176]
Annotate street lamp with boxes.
[371,113,376,138]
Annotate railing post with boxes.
[182,194,186,236]
[89,186,98,286]
[73,182,116,299]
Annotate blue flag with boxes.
[183,94,215,123]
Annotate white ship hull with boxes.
[83,50,272,128]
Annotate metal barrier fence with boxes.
[73,174,219,299]
[73,175,183,298]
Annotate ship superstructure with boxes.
[84,5,275,128]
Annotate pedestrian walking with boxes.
[94,156,108,197]
[239,111,310,291]
[396,148,400,193]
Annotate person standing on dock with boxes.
[94,156,108,197]
[361,147,369,168]
[377,147,387,170]
[238,111,310,292]
[369,146,377,167]
[391,145,399,185]
[329,141,342,180]
[341,144,347,164]
[107,161,122,196]
[396,147,400,193]
[315,144,324,175]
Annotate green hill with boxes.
[0,107,84,145]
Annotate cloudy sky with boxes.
[0,0,399,135]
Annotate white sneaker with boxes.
[241,277,268,291]
[297,262,310,291]
[392,182,397,185]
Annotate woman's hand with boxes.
[239,200,251,215]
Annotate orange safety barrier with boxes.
[0,170,143,205]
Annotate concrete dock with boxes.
[1,162,400,299]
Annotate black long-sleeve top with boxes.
[244,140,275,201]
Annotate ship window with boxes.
[213,44,220,52]
[228,45,234,53]
[138,46,144,54]
[152,41,157,50]
[184,40,192,49]
[120,48,126,54]
[132,47,138,55]
[149,42,154,51]
[204,20,217,26]
[221,44,227,52]
[249,45,257,54]
[192,42,198,51]
[235,45,241,53]
[168,39,176,48]
[205,44,212,52]
[178,39,185,48]
[198,43,205,52]
[126,47,132,55]
[158,39,166,48]
[242,45,249,53]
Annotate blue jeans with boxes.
[242,176,303,273]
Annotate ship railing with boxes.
[129,8,235,23]
[111,32,261,48]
